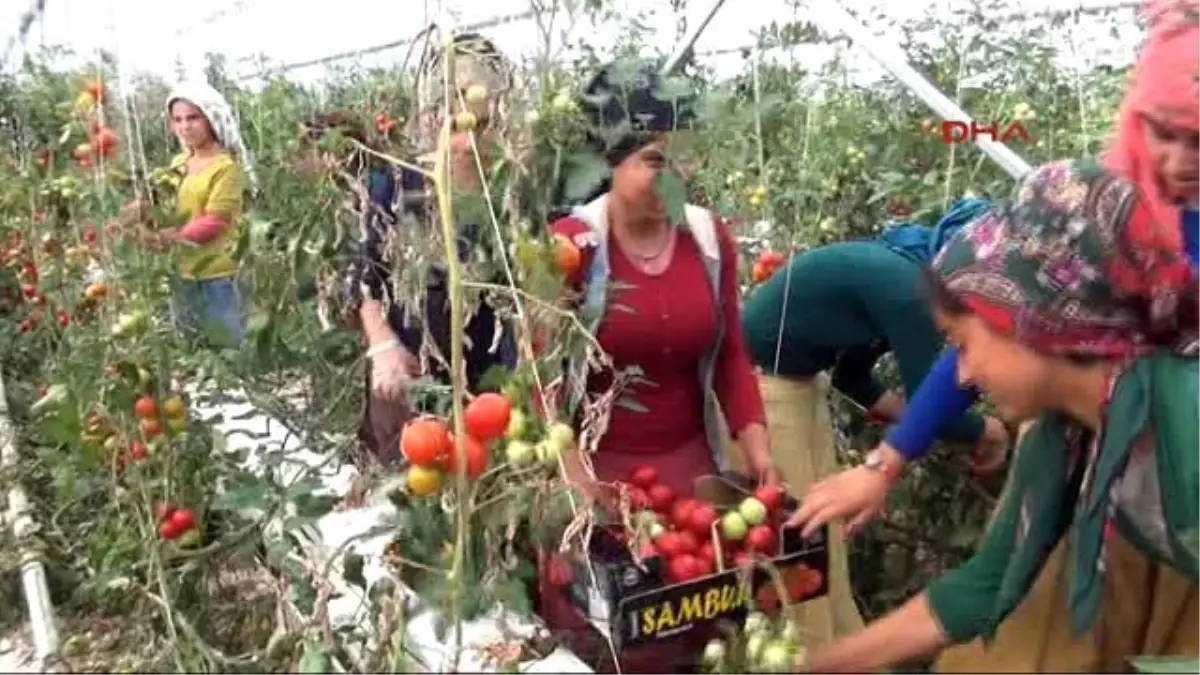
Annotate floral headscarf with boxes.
[1103,0,1199,225]
[934,158,1197,357]
[166,81,259,192]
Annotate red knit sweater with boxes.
[550,214,765,459]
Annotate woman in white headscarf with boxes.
[158,80,256,347]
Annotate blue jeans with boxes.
[173,276,245,347]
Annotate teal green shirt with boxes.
[741,241,984,445]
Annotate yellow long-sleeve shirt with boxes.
[171,151,245,279]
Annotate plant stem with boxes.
[432,29,470,673]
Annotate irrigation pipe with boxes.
[0,372,60,671]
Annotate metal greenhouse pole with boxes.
[819,1,1034,181]
[661,0,729,75]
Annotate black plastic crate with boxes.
[561,471,830,650]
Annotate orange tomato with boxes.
[463,392,512,442]
[751,261,771,283]
[140,417,163,438]
[85,78,106,103]
[400,417,452,467]
[445,434,489,478]
[134,396,158,418]
[553,234,582,278]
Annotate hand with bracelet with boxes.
[786,442,904,538]
[367,338,419,399]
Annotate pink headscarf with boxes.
[1103,0,1199,235]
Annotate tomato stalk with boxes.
[432,29,471,673]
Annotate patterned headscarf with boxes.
[578,57,696,166]
[414,32,511,153]
[934,158,1197,357]
[1103,0,1199,225]
[166,81,260,192]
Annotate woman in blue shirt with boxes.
[789,0,1199,549]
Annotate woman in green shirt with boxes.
[804,159,1198,673]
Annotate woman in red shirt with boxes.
[536,59,776,673]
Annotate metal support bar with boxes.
[819,1,1033,181]
[661,0,728,76]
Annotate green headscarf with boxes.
[926,159,1198,642]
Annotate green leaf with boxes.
[562,152,610,201]
[212,482,270,512]
[654,170,688,226]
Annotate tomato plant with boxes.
[0,0,1135,671]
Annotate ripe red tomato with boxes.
[687,503,719,537]
[401,417,452,467]
[134,396,158,418]
[159,519,183,540]
[629,465,659,490]
[733,551,755,568]
[744,524,777,555]
[629,487,650,510]
[675,530,700,555]
[670,498,700,530]
[697,541,717,568]
[129,441,147,460]
[647,483,676,513]
[93,127,118,156]
[754,484,786,513]
[21,283,36,299]
[170,508,196,532]
[554,234,583,279]
[666,554,706,584]
[654,531,687,558]
[463,392,512,442]
[445,434,489,479]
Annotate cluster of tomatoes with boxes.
[133,393,189,440]
[616,466,789,584]
[399,392,514,496]
[73,389,190,469]
[155,502,202,547]
[750,250,787,285]
[71,78,118,170]
[400,389,572,497]
[703,611,806,673]
[3,227,103,332]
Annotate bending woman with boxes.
[805,158,1198,673]
[161,81,255,347]
[738,199,1011,647]
[536,59,776,673]
[793,0,1199,538]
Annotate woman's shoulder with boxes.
[549,215,602,250]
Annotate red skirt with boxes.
[537,434,719,672]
